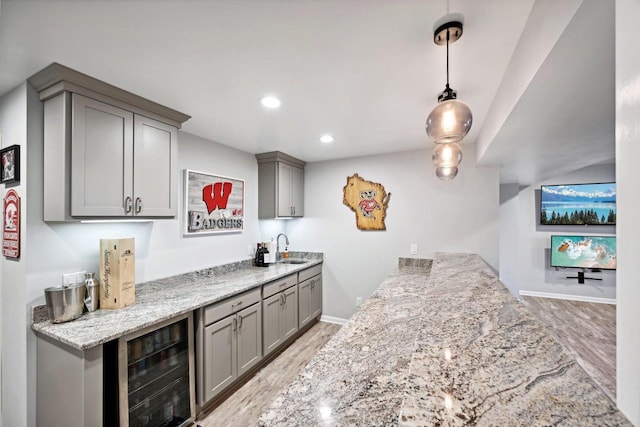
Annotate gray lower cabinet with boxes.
[197,289,262,407]
[262,274,299,356]
[298,264,323,328]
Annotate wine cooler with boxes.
[118,313,196,427]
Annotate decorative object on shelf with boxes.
[184,169,245,235]
[343,174,391,231]
[425,20,472,180]
[3,189,20,258]
[0,144,20,185]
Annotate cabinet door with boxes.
[263,293,283,356]
[237,303,262,377]
[133,115,178,216]
[203,316,237,403]
[282,285,299,340]
[298,279,312,328]
[310,275,323,319]
[71,94,133,216]
[277,162,293,217]
[291,165,304,217]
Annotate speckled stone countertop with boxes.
[259,253,630,426]
[31,252,322,350]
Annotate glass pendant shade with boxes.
[432,142,462,168]
[436,166,459,180]
[426,99,473,144]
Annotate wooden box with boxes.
[99,238,135,309]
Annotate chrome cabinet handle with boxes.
[233,317,237,331]
[135,197,143,214]
[238,315,243,329]
[293,206,296,216]
[124,196,133,213]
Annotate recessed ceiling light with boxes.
[319,134,334,143]
[260,96,281,109]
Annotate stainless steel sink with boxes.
[280,259,307,264]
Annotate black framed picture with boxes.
[0,145,20,184]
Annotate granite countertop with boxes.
[259,253,630,426]
[31,254,322,350]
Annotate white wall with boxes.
[616,0,640,422]
[288,149,499,320]
[498,183,521,295]
[499,164,616,301]
[0,82,29,427]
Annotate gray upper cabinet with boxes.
[71,94,133,216]
[72,95,178,217]
[28,63,189,221]
[256,151,306,218]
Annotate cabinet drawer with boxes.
[204,288,260,326]
[298,264,322,282]
[263,274,297,299]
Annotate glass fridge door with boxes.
[119,313,195,427]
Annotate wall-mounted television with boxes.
[550,235,616,271]
[540,182,616,225]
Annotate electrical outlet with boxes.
[410,244,418,255]
[62,271,86,286]
[248,244,254,256]
[356,296,363,306]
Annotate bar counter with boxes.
[259,253,629,426]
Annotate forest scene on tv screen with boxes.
[540,183,616,225]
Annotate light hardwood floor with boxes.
[195,321,342,427]
[521,296,616,401]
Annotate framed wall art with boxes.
[343,173,391,231]
[184,169,245,235]
[1,144,20,185]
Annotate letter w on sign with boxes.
[203,182,232,214]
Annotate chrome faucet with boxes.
[276,233,289,263]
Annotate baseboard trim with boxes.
[519,290,616,305]
[320,315,348,325]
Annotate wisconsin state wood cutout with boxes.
[343,174,391,230]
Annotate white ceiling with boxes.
[0,0,614,185]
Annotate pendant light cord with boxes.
[446,28,450,87]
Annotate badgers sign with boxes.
[184,170,245,235]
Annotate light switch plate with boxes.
[410,244,418,255]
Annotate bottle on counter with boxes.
[255,243,263,267]
[269,238,277,264]
[283,246,289,259]
[262,242,270,267]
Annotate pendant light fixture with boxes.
[426,20,472,180]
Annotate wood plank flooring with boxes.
[521,296,616,401]
[196,321,341,426]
